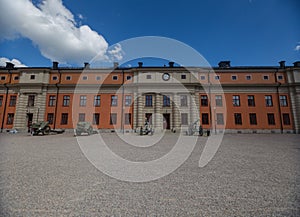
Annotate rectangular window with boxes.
[125,95,132,106]
[201,95,208,106]
[181,113,188,125]
[277,75,283,80]
[66,76,71,80]
[52,76,58,81]
[48,95,56,107]
[7,113,14,125]
[231,75,237,80]
[181,74,186,79]
[246,75,252,80]
[63,95,70,107]
[265,95,273,107]
[249,113,257,125]
[82,76,88,80]
[267,113,275,125]
[234,113,242,125]
[215,95,222,107]
[202,113,209,125]
[216,113,224,125]
[126,75,132,80]
[1,76,6,80]
[112,75,118,80]
[96,76,101,81]
[61,113,68,125]
[232,95,240,107]
[180,95,188,107]
[111,95,118,106]
[93,113,100,125]
[0,95,3,106]
[47,113,54,124]
[78,113,85,122]
[283,113,290,125]
[215,75,220,80]
[163,95,170,107]
[94,95,101,107]
[30,75,35,80]
[145,95,153,107]
[125,113,131,125]
[146,74,152,79]
[247,95,255,107]
[80,95,87,107]
[263,75,269,80]
[27,95,35,107]
[200,75,206,80]
[9,96,16,107]
[14,76,19,80]
[110,113,117,125]
[280,95,288,107]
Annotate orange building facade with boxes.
[0,61,299,133]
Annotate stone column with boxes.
[137,93,144,128]
[155,93,162,131]
[172,93,180,130]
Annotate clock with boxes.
[162,73,170,81]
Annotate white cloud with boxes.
[0,0,121,64]
[295,44,300,51]
[0,57,27,67]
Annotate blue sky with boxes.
[0,0,299,67]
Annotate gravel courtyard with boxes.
[0,132,299,216]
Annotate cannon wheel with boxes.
[42,126,51,135]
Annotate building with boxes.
[0,60,300,133]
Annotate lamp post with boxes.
[214,106,217,134]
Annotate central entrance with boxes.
[163,113,170,130]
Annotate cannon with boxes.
[31,121,51,135]
[75,122,94,136]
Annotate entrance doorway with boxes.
[27,113,33,133]
[163,113,170,130]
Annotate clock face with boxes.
[162,73,170,81]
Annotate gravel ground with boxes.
[0,132,299,216]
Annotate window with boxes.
[163,95,170,107]
[125,95,132,106]
[181,113,188,125]
[7,113,14,125]
[145,95,152,107]
[263,75,269,80]
[27,95,35,107]
[234,113,242,125]
[78,113,85,122]
[249,113,257,125]
[265,95,273,107]
[30,75,35,80]
[126,75,132,80]
[277,75,283,80]
[47,113,54,124]
[93,113,100,125]
[47,95,55,107]
[125,113,131,125]
[246,75,252,80]
[202,113,209,125]
[94,95,101,107]
[215,95,222,107]
[1,76,6,80]
[63,95,70,106]
[201,95,208,106]
[110,113,117,125]
[280,95,288,107]
[215,75,220,80]
[216,113,224,125]
[232,95,240,107]
[52,76,58,81]
[112,75,118,80]
[267,113,275,125]
[181,74,186,79]
[82,76,88,80]
[200,75,206,80]
[61,113,68,125]
[14,76,19,80]
[96,76,101,81]
[80,95,87,107]
[283,113,290,125]
[111,95,118,106]
[0,95,3,106]
[66,76,71,80]
[9,96,16,107]
[180,95,188,107]
[231,75,237,80]
[146,74,152,79]
[247,95,255,107]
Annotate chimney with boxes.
[84,62,90,69]
[279,61,285,68]
[169,62,174,67]
[113,62,119,68]
[6,62,14,70]
[52,61,59,69]
[218,61,231,68]
[293,61,300,67]
[138,62,143,67]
